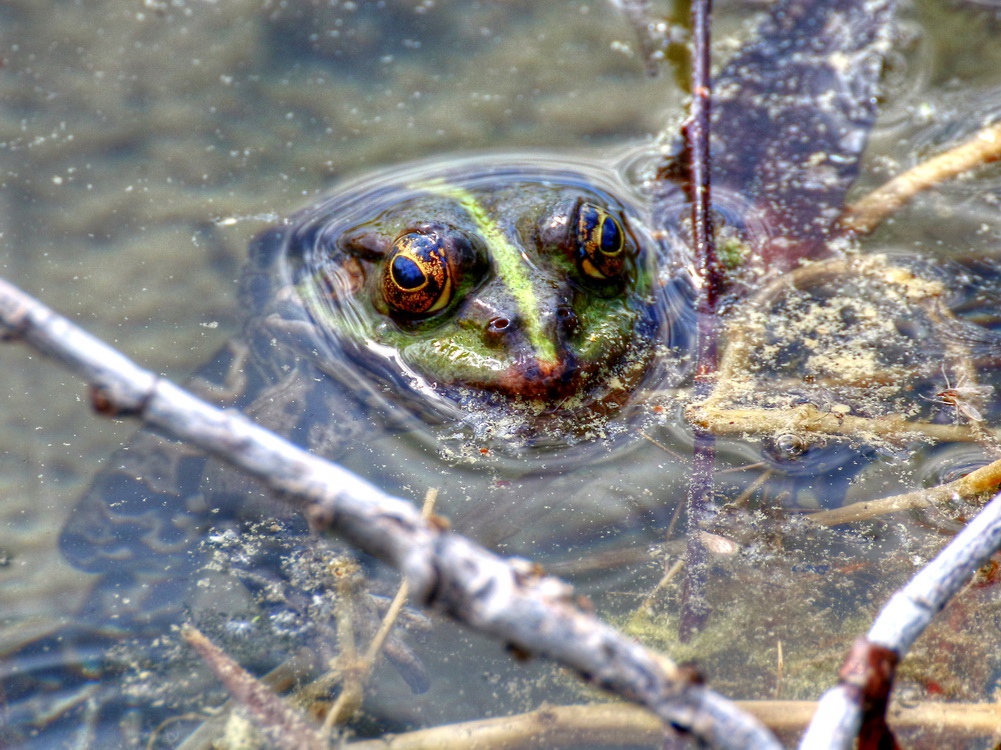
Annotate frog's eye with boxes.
[575,203,627,281]
[381,231,454,317]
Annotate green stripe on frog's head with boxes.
[282,156,680,439]
[412,179,559,366]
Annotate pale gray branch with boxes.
[0,276,781,750]
[799,487,1001,749]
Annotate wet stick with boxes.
[808,454,1001,526]
[842,122,1001,235]
[182,626,327,750]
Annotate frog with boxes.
[248,156,693,450]
[3,0,933,744]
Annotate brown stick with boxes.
[809,453,1001,526]
[181,626,326,750]
[842,122,1001,235]
[342,700,1001,749]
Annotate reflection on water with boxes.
[3,0,1001,748]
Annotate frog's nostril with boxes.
[484,316,515,346]
[555,305,578,336]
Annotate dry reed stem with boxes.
[321,488,438,733]
[841,122,1001,235]
[342,700,1001,750]
[808,453,1001,526]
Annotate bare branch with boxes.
[341,699,1001,749]
[799,487,1001,748]
[842,122,1001,235]
[0,277,781,748]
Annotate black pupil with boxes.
[391,255,425,289]
[599,215,620,255]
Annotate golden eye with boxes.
[381,231,453,317]
[576,203,626,280]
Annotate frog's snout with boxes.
[482,306,583,399]
[483,304,578,348]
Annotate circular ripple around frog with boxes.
[244,152,696,463]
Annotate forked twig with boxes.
[320,488,439,734]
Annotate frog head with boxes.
[273,155,690,448]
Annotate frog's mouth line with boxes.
[454,348,581,402]
[441,339,654,416]
[496,350,581,400]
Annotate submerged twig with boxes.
[342,699,1001,749]
[0,277,781,749]
[321,489,438,734]
[842,121,1001,235]
[808,453,1001,526]
[800,487,1001,749]
[181,626,327,750]
[174,650,319,750]
[688,403,993,444]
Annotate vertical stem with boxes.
[689,0,718,309]
[679,0,718,641]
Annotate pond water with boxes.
[2,0,1001,748]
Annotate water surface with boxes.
[3,0,1001,747]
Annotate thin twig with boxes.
[635,557,686,616]
[181,626,327,750]
[321,489,438,734]
[0,277,781,750]
[842,122,1001,235]
[341,699,1001,749]
[800,487,1001,748]
[174,650,320,750]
